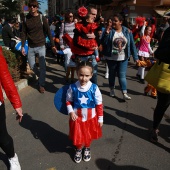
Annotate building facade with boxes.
[47,0,170,21]
[48,0,82,17]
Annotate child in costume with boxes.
[66,60,103,163]
[136,58,157,98]
[136,21,154,84]
[56,47,76,84]
[132,17,145,49]
[63,6,99,62]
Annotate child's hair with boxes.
[76,59,93,73]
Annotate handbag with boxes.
[144,61,170,93]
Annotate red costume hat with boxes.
[78,6,88,17]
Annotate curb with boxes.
[3,79,28,99]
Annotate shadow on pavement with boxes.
[96,158,148,170]
[19,113,73,156]
[103,106,170,153]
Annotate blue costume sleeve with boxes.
[56,50,64,55]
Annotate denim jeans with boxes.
[106,59,128,93]
[76,55,97,84]
[28,45,46,87]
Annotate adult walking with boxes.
[101,14,139,100]
[59,12,75,47]
[72,5,99,84]
[0,46,23,170]
[62,6,100,84]
[59,11,75,72]
[150,19,170,143]
[102,18,113,79]
[21,0,56,93]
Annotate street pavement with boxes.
[1,54,170,170]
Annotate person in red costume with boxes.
[0,46,23,170]
[132,17,146,49]
[63,5,99,84]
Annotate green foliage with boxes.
[0,0,20,17]
[2,47,21,82]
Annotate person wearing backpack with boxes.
[21,0,56,93]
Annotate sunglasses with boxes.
[69,15,73,18]
[29,5,37,8]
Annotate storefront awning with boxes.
[164,9,170,16]
[154,8,170,17]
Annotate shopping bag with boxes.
[145,61,170,94]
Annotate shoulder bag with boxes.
[145,61,170,94]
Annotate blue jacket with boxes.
[101,26,138,61]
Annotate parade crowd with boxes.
[0,0,170,169]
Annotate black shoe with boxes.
[150,129,159,143]
[144,92,149,96]
[83,148,91,162]
[136,74,140,79]
[65,80,70,85]
[71,80,74,84]
[140,79,145,84]
[151,96,157,99]
[74,149,82,163]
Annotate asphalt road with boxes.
[1,54,170,170]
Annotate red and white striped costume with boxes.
[66,81,103,146]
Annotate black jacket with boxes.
[2,24,15,47]
[154,26,170,64]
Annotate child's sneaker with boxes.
[8,153,21,170]
[150,129,159,143]
[83,148,91,162]
[140,79,145,84]
[110,89,115,97]
[74,149,82,163]
[105,73,109,79]
[123,93,131,100]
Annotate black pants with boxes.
[0,103,15,158]
[153,91,170,129]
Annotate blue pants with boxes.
[106,59,128,93]
[28,45,46,87]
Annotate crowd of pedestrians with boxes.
[0,0,170,169]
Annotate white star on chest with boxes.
[79,95,89,104]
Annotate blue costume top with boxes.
[71,83,97,109]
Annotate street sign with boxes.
[23,5,29,11]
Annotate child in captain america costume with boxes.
[66,60,103,163]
